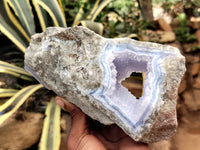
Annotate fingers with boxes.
[55,96,89,149]
[55,96,77,114]
[54,96,87,129]
[100,125,126,142]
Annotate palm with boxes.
[91,124,148,150]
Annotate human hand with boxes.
[55,96,149,150]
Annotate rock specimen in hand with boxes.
[24,26,186,143]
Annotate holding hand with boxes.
[55,96,149,150]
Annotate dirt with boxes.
[171,110,200,150]
[170,53,200,150]
[0,111,44,150]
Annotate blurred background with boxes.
[0,0,200,149]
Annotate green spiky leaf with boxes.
[3,0,30,41]
[0,0,28,53]
[33,0,67,27]
[78,20,104,35]
[0,60,34,81]
[32,0,49,32]
[7,0,36,36]
[72,0,88,26]
[0,88,18,98]
[88,0,111,21]
[39,97,61,150]
[0,84,43,125]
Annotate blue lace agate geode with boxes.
[24,26,186,143]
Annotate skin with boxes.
[55,96,149,150]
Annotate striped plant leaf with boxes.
[142,72,145,96]
[117,33,141,41]
[32,0,49,32]
[0,88,18,98]
[0,84,43,125]
[0,60,34,81]
[7,0,36,36]
[77,20,104,35]
[0,61,31,77]
[72,0,88,26]
[0,69,33,81]
[33,0,67,27]
[39,97,61,150]
[3,0,30,41]
[57,0,65,17]
[86,0,101,20]
[88,0,111,21]
[0,1,28,53]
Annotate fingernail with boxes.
[56,99,64,108]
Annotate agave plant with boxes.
[0,0,111,149]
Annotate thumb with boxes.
[55,96,89,148]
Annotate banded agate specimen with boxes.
[24,26,186,143]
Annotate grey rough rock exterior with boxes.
[24,26,186,143]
